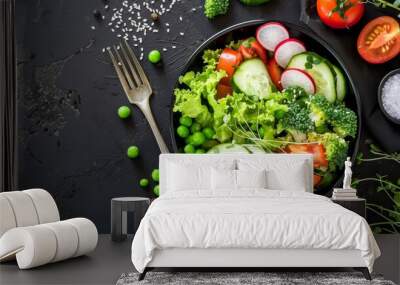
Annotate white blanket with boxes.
[131,190,380,272]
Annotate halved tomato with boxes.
[286,143,328,169]
[266,57,283,90]
[217,48,243,85]
[317,0,364,29]
[357,16,400,64]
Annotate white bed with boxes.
[131,154,380,280]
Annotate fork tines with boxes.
[107,40,151,93]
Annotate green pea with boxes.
[196,149,206,154]
[127,146,139,158]
[139,178,149,187]
[202,127,215,139]
[179,116,192,127]
[118,106,131,119]
[151,169,160,182]
[191,132,206,146]
[153,185,160,196]
[177,125,190,138]
[148,50,161,64]
[191,123,201,133]
[184,144,195,153]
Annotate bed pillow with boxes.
[236,169,267,189]
[211,169,267,190]
[167,159,236,192]
[167,163,210,191]
[237,158,308,192]
[211,168,237,190]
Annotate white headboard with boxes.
[159,154,314,195]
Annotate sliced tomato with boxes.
[357,16,400,64]
[286,143,328,169]
[250,41,268,64]
[266,57,283,90]
[313,174,322,187]
[239,45,256,59]
[317,0,364,29]
[309,144,329,169]
[217,83,233,99]
[217,48,243,85]
[286,144,308,153]
[238,38,268,64]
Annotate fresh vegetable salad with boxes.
[173,22,358,189]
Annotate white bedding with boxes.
[131,190,380,273]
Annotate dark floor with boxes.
[0,235,134,285]
[1,234,398,285]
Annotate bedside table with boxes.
[111,197,150,242]
[331,198,366,218]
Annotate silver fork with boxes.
[107,40,169,154]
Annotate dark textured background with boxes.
[16,0,399,233]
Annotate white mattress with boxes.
[131,190,380,273]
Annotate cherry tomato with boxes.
[357,16,400,64]
[317,0,364,29]
[217,83,233,99]
[217,48,243,85]
[286,143,329,169]
[266,57,283,90]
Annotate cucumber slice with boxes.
[331,64,346,102]
[232,58,274,99]
[287,52,336,103]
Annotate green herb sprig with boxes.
[366,0,400,18]
[353,143,400,234]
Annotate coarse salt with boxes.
[382,73,400,120]
[97,0,189,54]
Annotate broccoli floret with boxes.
[308,94,332,129]
[280,87,309,103]
[308,132,349,171]
[308,95,358,138]
[204,0,230,19]
[278,101,314,142]
[330,104,358,138]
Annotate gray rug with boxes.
[116,272,396,285]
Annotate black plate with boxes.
[169,20,362,194]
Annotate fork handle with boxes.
[137,100,170,154]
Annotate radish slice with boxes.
[281,68,316,94]
[256,22,289,52]
[274,38,306,68]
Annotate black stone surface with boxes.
[15,0,399,233]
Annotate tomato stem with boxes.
[330,0,355,19]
